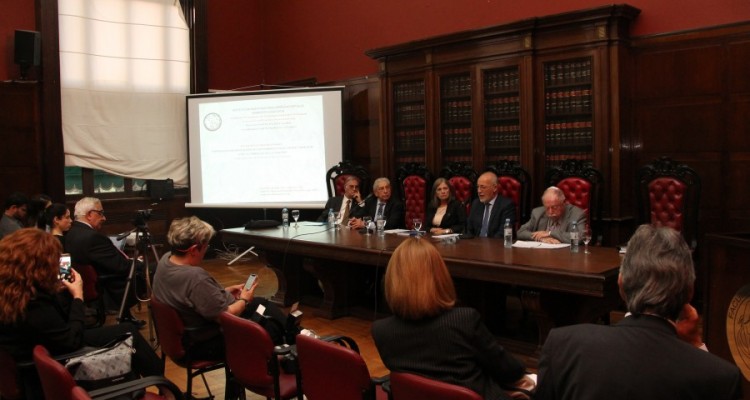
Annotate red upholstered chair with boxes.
[150,296,227,399]
[546,159,604,243]
[389,372,482,400]
[33,345,183,400]
[327,160,371,199]
[74,263,107,327]
[440,162,478,214]
[0,347,23,400]
[397,163,433,229]
[486,160,532,228]
[295,334,388,400]
[218,312,302,400]
[637,156,701,249]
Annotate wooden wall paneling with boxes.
[0,82,43,200]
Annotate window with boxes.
[59,0,190,198]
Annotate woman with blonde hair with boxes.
[372,238,531,399]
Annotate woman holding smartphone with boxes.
[0,229,162,386]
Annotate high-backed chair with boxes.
[150,296,227,399]
[440,162,477,214]
[546,159,604,243]
[33,345,183,400]
[389,372,482,400]
[74,263,107,327]
[0,347,23,400]
[636,156,701,249]
[295,334,388,400]
[327,160,371,199]
[397,163,433,229]
[218,312,302,400]
[486,160,532,228]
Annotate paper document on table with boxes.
[301,221,326,226]
[385,229,409,234]
[512,240,570,249]
[432,233,461,239]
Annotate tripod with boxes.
[117,220,160,344]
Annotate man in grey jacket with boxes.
[516,186,585,244]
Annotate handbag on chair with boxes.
[64,333,135,390]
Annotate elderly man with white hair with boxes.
[516,186,586,244]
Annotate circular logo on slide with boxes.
[203,112,222,131]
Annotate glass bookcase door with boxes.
[392,79,426,170]
[542,57,593,169]
[439,73,472,165]
[483,66,521,163]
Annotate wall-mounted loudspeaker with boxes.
[14,30,41,80]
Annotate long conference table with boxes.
[222,224,624,349]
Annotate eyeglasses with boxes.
[90,209,105,216]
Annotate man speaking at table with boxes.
[350,177,404,230]
[465,171,515,238]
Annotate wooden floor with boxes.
[131,253,387,399]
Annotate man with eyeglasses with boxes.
[65,197,145,326]
[517,186,586,244]
[0,191,29,240]
[317,176,361,225]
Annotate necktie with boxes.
[341,199,351,223]
[480,202,491,237]
[376,202,385,220]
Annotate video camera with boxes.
[133,209,152,229]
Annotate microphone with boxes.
[356,192,373,205]
[116,228,137,241]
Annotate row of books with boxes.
[485,96,520,120]
[394,81,425,103]
[545,152,592,164]
[544,89,592,115]
[442,128,473,150]
[443,155,475,163]
[484,68,520,93]
[394,104,426,125]
[487,124,521,135]
[395,156,427,165]
[395,130,426,151]
[487,154,521,162]
[441,75,472,97]
[544,59,592,87]
[486,132,520,148]
[544,120,593,147]
[442,100,472,122]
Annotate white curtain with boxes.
[59,0,190,185]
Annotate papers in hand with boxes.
[512,240,570,249]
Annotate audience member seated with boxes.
[152,216,298,361]
[0,229,162,398]
[317,176,361,225]
[350,177,405,230]
[64,197,144,326]
[28,193,52,230]
[372,238,534,399]
[424,177,466,235]
[0,192,29,240]
[465,171,515,238]
[536,225,743,400]
[516,186,586,244]
[45,203,73,247]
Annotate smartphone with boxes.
[244,273,258,290]
[59,253,72,282]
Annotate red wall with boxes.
[207,0,750,88]
[0,0,35,81]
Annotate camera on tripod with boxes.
[133,209,152,229]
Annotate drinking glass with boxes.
[291,209,300,228]
[333,211,341,230]
[583,225,592,254]
[376,218,386,236]
[412,218,422,233]
[362,216,372,235]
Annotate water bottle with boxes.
[282,208,289,228]
[327,208,335,229]
[503,218,513,248]
[570,221,580,253]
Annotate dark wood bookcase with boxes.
[368,4,640,208]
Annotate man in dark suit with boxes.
[536,225,742,400]
[316,176,361,224]
[350,177,405,229]
[465,171,515,238]
[65,197,144,325]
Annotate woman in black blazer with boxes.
[372,238,533,399]
[424,177,467,235]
